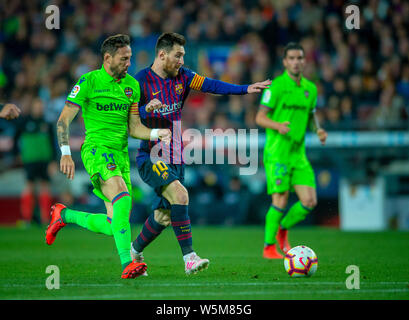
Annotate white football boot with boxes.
[184,252,210,275]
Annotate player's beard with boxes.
[110,63,127,79]
[164,60,180,78]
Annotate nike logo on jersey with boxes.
[152,90,161,96]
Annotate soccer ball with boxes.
[283,245,318,277]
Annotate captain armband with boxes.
[130,102,139,115]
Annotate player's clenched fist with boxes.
[145,98,163,112]
[158,129,172,145]
[317,128,328,146]
[60,155,75,180]
[278,121,290,135]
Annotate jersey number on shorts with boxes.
[153,160,169,180]
[102,153,115,164]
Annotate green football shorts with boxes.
[81,142,132,202]
[264,153,316,195]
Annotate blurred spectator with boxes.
[397,63,409,104]
[12,98,57,225]
[368,87,408,130]
[222,175,250,225]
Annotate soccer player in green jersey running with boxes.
[45,34,171,279]
[256,42,328,259]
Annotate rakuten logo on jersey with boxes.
[96,102,129,111]
[153,101,182,115]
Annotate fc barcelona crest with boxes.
[124,87,133,98]
[304,90,309,98]
[175,83,183,95]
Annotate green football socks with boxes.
[264,205,285,245]
[61,191,133,269]
[110,192,133,269]
[61,209,113,236]
[264,201,314,245]
[280,201,313,230]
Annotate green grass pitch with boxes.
[0,225,408,300]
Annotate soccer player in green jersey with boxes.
[45,34,171,279]
[256,42,328,259]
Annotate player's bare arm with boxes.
[0,103,21,120]
[309,111,327,145]
[57,103,80,180]
[255,106,290,135]
[247,79,272,93]
[128,112,171,144]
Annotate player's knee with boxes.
[174,190,189,205]
[166,182,189,205]
[300,197,317,210]
[272,192,289,209]
[154,210,171,227]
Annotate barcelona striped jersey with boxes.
[135,66,249,166]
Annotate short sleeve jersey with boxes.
[66,66,140,152]
[260,70,317,162]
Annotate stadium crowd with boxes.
[0,0,408,224]
[1,0,409,133]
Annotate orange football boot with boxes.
[121,260,148,279]
[277,226,291,254]
[263,244,283,259]
[45,203,67,245]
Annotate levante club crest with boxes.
[175,83,183,95]
[124,87,133,98]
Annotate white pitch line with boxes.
[13,288,408,300]
[1,281,408,288]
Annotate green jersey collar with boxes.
[283,69,305,87]
[100,65,122,83]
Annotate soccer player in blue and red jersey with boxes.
[131,32,271,275]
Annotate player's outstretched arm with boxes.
[57,103,80,180]
[255,106,290,135]
[247,79,272,93]
[0,103,21,120]
[191,72,271,96]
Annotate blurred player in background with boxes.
[44,34,171,279]
[13,98,56,226]
[130,32,271,275]
[0,103,21,120]
[255,42,328,259]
